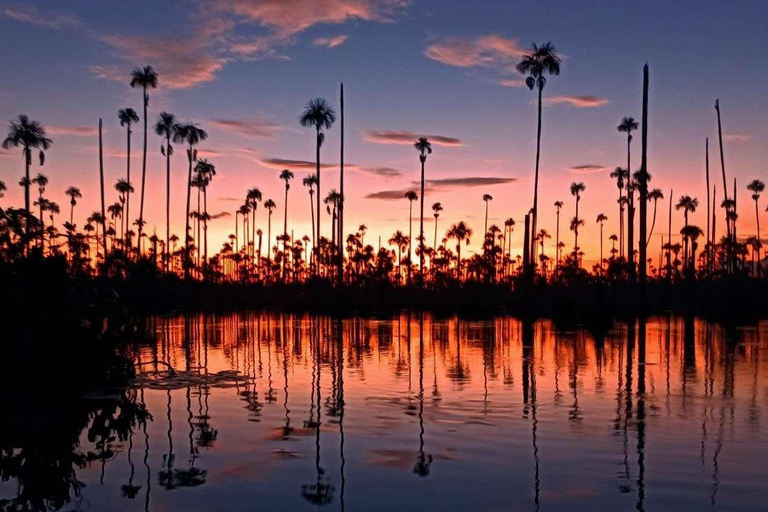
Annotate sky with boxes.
[0,0,766,265]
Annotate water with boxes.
[2,314,767,511]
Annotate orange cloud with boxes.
[313,35,349,49]
[424,35,525,72]
[211,119,283,139]
[363,130,463,147]
[544,95,608,108]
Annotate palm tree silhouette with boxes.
[516,42,561,270]
[610,166,628,257]
[2,115,52,244]
[570,182,586,258]
[302,174,318,250]
[65,186,82,226]
[676,195,698,269]
[432,202,443,252]
[596,213,608,271]
[173,122,208,278]
[647,188,664,245]
[747,179,764,269]
[554,200,564,267]
[680,224,704,275]
[118,107,139,241]
[246,188,263,265]
[280,169,294,278]
[388,230,408,282]
[131,65,159,250]
[299,98,336,271]
[32,173,48,248]
[618,117,638,262]
[404,190,418,280]
[264,199,276,264]
[447,221,472,279]
[414,137,432,280]
[0,180,6,208]
[155,112,177,269]
[482,194,493,235]
[194,159,216,266]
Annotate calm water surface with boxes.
[3,314,768,511]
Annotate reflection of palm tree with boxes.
[517,43,561,269]
[413,313,433,477]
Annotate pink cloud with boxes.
[568,164,606,175]
[424,35,526,72]
[312,35,349,49]
[47,125,98,136]
[544,95,609,108]
[0,4,81,29]
[363,130,463,147]
[211,0,406,37]
[724,134,751,143]
[211,119,283,139]
[490,78,526,88]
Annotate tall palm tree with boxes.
[131,65,159,249]
[194,159,216,265]
[388,230,409,282]
[414,137,432,278]
[65,186,82,226]
[3,115,52,242]
[432,202,443,251]
[280,169,294,276]
[596,213,608,271]
[404,190,418,276]
[446,221,472,279]
[173,122,208,278]
[747,179,764,269]
[675,195,699,269]
[299,98,336,271]
[646,188,664,245]
[516,42,561,270]
[617,117,638,260]
[554,200,564,266]
[155,112,176,269]
[264,199,276,264]
[118,107,139,240]
[303,174,318,249]
[609,167,628,257]
[570,182,586,257]
[482,194,493,235]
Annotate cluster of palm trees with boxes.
[1,45,766,286]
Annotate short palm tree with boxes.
[388,230,409,282]
[299,98,336,265]
[280,169,294,273]
[446,221,472,279]
[747,179,765,266]
[647,188,664,245]
[404,190,418,271]
[32,173,48,246]
[675,195,699,269]
[554,200,564,265]
[173,122,208,278]
[65,186,82,226]
[414,137,432,278]
[596,213,608,270]
[194,159,216,264]
[432,202,443,250]
[155,111,177,268]
[118,108,139,236]
[482,194,493,235]
[303,174,318,247]
[0,180,6,208]
[570,182,586,257]
[609,166,628,256]
[246,188,263,264]
[264,199,276,263]
[2,115,52,242]
[131,65,159,248]
[516,42,561,268]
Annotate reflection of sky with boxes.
[0,1,766,262]
[2,314,763,510]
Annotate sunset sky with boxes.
[0,0,766,263]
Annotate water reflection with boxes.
[1,314,767,511]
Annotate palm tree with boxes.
[432,202,443,251]
[131,65,159,248]
[404,190,418,278]
[388,230,409,282]
[65,186,82,226]
[570,182,586,257]
[299,98,336,270]
[516,42,561,270]
[414,137,432,279]
[32,173,48,247]
[617,117,638,259]
[155,112,177,269]
[246,188,263,265]
[446,222,472,279]
[482,194,493,235]
[596,213,608,271]
[194,159,216,265]
[2,115,52,242]
[303,174,318,249]
[646,188,664,245]
[747,179,764,267]
[118,107,139,240]
[609,167,628,257]
[280,169,294,276]
[173,122,208,278]
[680,224,704,275]
[264,199,276,264]
[554,200,564,266]
[675,195,699,269]
[0,180,6,208]
[536,229,551,264]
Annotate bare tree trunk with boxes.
[639,63,649,282]
[99,119,107,260]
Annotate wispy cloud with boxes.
[259,158,336,170]
[366,188,423,200]
[211,119,283,139]
[544,95,608,108]
[0,4,81,29]
[0,148,13,158]
[488,78,526,88]
[364,130,463,147]
[356,166,402,178]
[421,177,516,189]
[568,164,606,175]
[47,125,98,136]
[313,34,349,49]
[424,35,525,73]
[724,134,752,143]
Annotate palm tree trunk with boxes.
[24,147,31,247]
[315,128,321,275]
[667,188,673,279]
[267,211,272,265]
[555,211,560,268]
[647,201,658,246]
[714,100,731,271]
[639,63,649,282]
[433,217,438,253]
[338,83,345,284]
[184,144,193,279]
[619,185,624,258]
[166,134,171,272]
[755,197,761,272]
[138,87,149,252]
[408,201,413,283]
[203,186,208,268]
[530,83,543,273]
[705,138,710,269]
[126,126,132,245]
[600,222,604,272]
[484,202,488,235]
[627,136,635,278]
[419,159,425,280]
[283,185,289,281]
[574,197,579,257]
[70,203,74,226]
